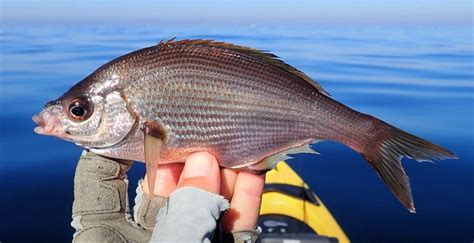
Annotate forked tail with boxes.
[359,119,457,213]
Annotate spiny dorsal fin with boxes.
[157,38,329,96]
[158,37,177,45]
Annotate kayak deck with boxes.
[259,162,350,243]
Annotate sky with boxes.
[1,0,472,26]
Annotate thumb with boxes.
[177,152,220,194]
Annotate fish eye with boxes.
[67,97,93,121]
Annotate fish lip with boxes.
[32,114,45,127]
[32,113,47,134]
[33,114,47,135]
[32,111,68,138]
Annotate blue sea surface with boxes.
[0,25,473,242]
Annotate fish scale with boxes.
[33,39,457,212]
[126,54,318,159]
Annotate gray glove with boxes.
[71,151,166,242]
[150,187,261,243]
[71,150,260,242]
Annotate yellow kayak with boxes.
[258,162,350,243]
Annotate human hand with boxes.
[71,150,264,243]
[143,152,265,239]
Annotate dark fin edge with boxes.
[362,126,458,213]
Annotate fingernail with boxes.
[183,153,213,178]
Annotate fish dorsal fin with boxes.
[158,38,330,96]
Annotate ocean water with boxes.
[0,25,472,242]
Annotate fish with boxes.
[32,39,457,212]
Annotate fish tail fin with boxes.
[359,121,457,213]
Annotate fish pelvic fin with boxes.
[360,122,458,213]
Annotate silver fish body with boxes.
[33,39,457,212]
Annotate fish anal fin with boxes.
[246,141,322,173]
[143,120,166,196]
[284,142,321,157]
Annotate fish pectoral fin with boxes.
[247,141,322,173]
[144,134,162,197]
[143,120,166,196]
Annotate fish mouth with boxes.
[32,110,68,138]
[32,114,45,128]
[33,113,52,135]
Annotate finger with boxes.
[143,163,184,197]
[221,172,265,232]
[177,152,220,194]
[220,168,238,200]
